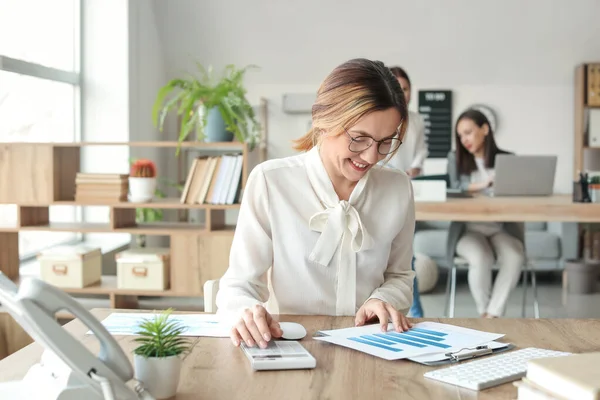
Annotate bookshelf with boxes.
[574,63,600,179]
[0,138,265,309]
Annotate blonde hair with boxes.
[293,58,408,157]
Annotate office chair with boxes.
[444,257,540,319]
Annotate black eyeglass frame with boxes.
[343,128,403,155]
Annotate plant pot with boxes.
[590,185,600,203]
[129,177,157,202]
[134,354,182,399]
[205,106,234,142]
[565,259,600,294]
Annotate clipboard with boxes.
[408,342,515,366]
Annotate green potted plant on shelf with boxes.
[152,63,261,154]
[133,308,191,399]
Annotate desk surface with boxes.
[1,310,600,400]
[415,194,600,222]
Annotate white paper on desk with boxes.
[87,313,230,337]
[314,321,504,361]
[408,341,510,364]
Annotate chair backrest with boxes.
[526,222,547,231]
[203,279,220,313]
[204,268,278,314]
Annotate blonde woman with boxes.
[216,58,416,349]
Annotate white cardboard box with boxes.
[116,248,170,291]
[37,245,102,288]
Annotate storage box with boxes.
[116,248,170,291]
[37,245,102,288]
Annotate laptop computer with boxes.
[492,155,557,196]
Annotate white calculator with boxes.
[241,340,317,371]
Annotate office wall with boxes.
[128,0,168,176]
[152,0,600,193]
[82,0,169,244]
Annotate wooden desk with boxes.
[1,310,600,400]
[416,194,600,222]
[0,312,32,360]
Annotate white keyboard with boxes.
[424,347,571,391]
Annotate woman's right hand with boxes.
[230,304,283,348]
[469,178,493,193]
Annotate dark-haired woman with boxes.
[447,109,526,318]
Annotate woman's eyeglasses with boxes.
[344,128,402,155]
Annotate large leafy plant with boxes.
[133,309,190,358]
[152,63,261,154]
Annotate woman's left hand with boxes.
[355,299,412,332]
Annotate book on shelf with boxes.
[180,154,243,205]
[515,352,600,400]
[75,173,129,202]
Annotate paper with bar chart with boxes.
[314,321,504,360]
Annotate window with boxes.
[0,0,78,72]
[0,0,82,259]
[0,71,75,142]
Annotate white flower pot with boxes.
[591,187,600,203]
[129,177,157,202]
[134,354,182,399]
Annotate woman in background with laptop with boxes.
[216,58,416,349]
[447,109,526,318]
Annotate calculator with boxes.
[240,340,317,371]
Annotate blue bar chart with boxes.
[314,322,505,360]
[348,328,452,354]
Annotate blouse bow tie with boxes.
[308,200,373,267]
[308,200,374,316]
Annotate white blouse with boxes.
[386,110,428,172]
[215,146,416,320]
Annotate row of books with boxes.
[75,173,128,202]
[180,154,243,205]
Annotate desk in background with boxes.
[1,309,600,400]
[415,194,600,222]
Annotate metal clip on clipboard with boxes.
[445,345,493,362]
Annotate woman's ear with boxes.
[482,124,490,136]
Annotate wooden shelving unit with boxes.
[0,139,265,309]
[574,63,600,179]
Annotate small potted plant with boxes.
[129,159,157,202]
[133,309,191,399]
[590,176,600,203]
[152,63,261,154]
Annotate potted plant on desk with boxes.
[133,309,191,399]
